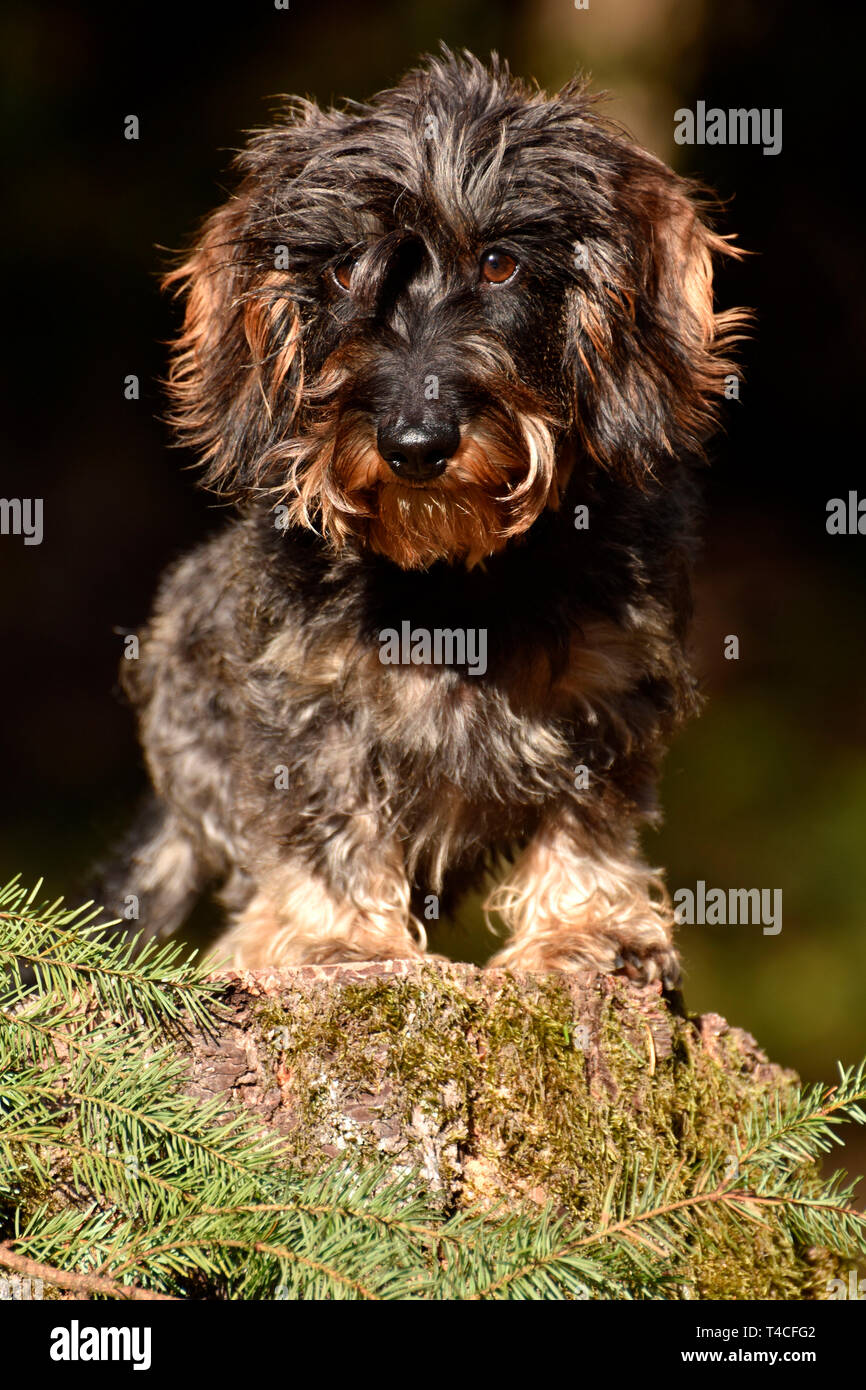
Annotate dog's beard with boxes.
[273,395,560,570]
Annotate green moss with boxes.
[256,972,477,1198]
[254,966,845,1297]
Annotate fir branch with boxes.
[2,876,866,1301]
[0,1242,176,1301]
[0,875,221,1032]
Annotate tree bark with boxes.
[182,960,796,1213]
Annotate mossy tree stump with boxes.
[180,960,835,1297]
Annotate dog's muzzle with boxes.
[376,413,461,482]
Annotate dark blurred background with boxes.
[2,0,864,1164]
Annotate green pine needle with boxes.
[1,876,865,1300]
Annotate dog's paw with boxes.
[488,933,680,991]
[612,943,681,991]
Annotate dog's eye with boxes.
[332,257,356,292]
[480,249,518,285]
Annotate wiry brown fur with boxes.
[105,51,747,984]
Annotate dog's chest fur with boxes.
[133,500,686,889]
[256,512,671,829]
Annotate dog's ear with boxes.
[163,183,303,497]
[565,150,747,483]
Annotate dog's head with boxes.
[165,50,745,569]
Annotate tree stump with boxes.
[184,960,792,1200]
[177,959,840,1297]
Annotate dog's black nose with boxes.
[377,417,460,481]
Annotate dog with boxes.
[108,50,745,984]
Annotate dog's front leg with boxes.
[485,813,679,988]
[215,825,425,969]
